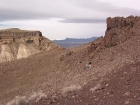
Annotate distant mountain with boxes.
[53,37,98,43]
[53,37,98,48]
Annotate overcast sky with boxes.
[0,0,140,40]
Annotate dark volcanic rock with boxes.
[104,15,140,47]
[88,15,140,54]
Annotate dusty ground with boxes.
[47,61,140,105]
[23,60,140,105]
[0,36,140,105]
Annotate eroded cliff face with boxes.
[104,15,140,47]
[88,15,140,56]
[0,28,62,63]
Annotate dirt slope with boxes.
[0,16,140,105]
[49,61,140,105]
[0,35,140,105]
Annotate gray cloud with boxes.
[0,8,49,22]
[0,0,140,23]
[0,23,6,26]
[72,0,140,15]
[60,18,106,23]
[118,7,140,16]
[1,0,140,39]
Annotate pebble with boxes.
[124,100,130,104]
[125,92,130,96]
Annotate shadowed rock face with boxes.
[104,15,140,47]
[88,15,140,55]
[0,28,62,63]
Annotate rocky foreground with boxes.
[33,61,140,105]
[0,16,140,105]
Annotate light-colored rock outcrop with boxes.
[0,45,15,62]
[0,28,62,63]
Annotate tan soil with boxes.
[0,35,140,105]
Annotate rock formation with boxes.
[104,15,140,47]
[88,15,140,54]
[0,28,62,63]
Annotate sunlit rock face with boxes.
[0,28,62,63]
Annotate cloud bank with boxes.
[1,0,140,39]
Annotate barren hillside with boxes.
[50,61,140,105]
[0,16,140,105]
[0,28,62,63]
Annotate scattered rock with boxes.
[125,92,131,96]
[124,100,130,104]
[90,83,102,93]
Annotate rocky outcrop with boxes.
[88,15,140,54]
[0,28,62,63]
[104,15,140,47]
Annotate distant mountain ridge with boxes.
[53,37,98,43]
[53,37,98,48]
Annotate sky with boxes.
[0,0,140,40]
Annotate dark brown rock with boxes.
[104,15,140,47]
[88,15,140,54]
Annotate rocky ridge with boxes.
[0,28,62,63]
[104,15,140,47]
[88,15,140,57]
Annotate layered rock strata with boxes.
[0,28,62,63]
